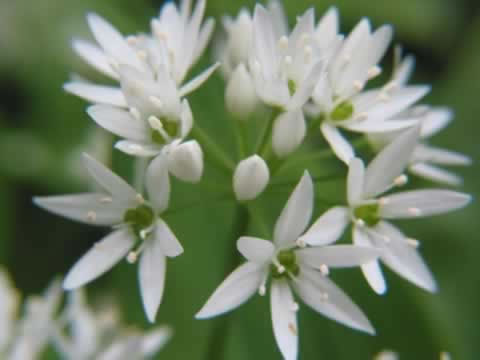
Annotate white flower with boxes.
[319,126,471,294]
[196,172,378,360]
[34,153,183,322]
[374,350,399,360]
[233,154,270,201]
[368,53,472,185]
[52,290,172,360]
[0,269,20,353]
[225,64,258,119]
[307,17,428,164]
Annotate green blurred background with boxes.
[0,0,479,359]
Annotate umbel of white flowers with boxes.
[0,268,171,360]
[34,154,181,322]
[197,172,381,360]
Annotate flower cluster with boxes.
[29,0,472,359]
[0,268,170,359]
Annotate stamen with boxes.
[136,194,145,204]
[355,112,369,121]
[148,116,164,131]
[378,92,390,102]
[288,322,297,335]
[126,251,138,264]
[384,81,398,93]
[319,264,330,276]
[140,228,152,240]
[277,265,286,274]
[258,284,266,296]
[291,302,300,312]
[353,80,365,91]
[99,196,113,203]
[149,96,164,110]
[284,55,293,66]
[408,207,422,216]
[394,174,408,187]
[300,33,311,44]
[278,36,289,50]
[86,211,97,223]
[304,45,313,58]
[126,36,138,45]
[378,197,390,206]
[129,107,141,121]
[367,65,382,80]
[406,238,420,248]
[296,239,307,248]
[356,219,366,227]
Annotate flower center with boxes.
[288,79,297,96]
[330,101,354,122]
[123,204,155,236]
[271,249,300,279]
[354,203,380,227]
[151,118,179,145]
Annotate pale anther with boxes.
[378,197,390,206]
[354,80,365,91]
[296,239,307,248]
[408,207,422,216]
[394,174,408,186]
[99,196,113,203]
[384,81,398,93]
[356,219,366,227]
[129,107,141,120]
[278,36,289,49]
[86,211,97,222]
[258,285,266,296]
[406,238,420,248]
[291,302,300,312]
[136,194,145,204]
[126,251,138,264]
[149,96,164,109]
[319,264,330,276]
[367,65,382,80]
[355,112,369,121]
[277,265,286,274]
[126,36,138,45]
[148,116,164,131]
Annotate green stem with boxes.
[205,205,250,360]
[164,193,231,216]
[133,157,149,193]
[273,148,335,176]
[233,118,247,160]
[270,172,344,187]
[191,125,236,174]
[255,109,280,157]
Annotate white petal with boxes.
[115,140,162,157]
[64,228,135,289]
[145,154,171,213]
[380,190,471,219]
[140,326,172,356]
[72,39,118,79]
[373,221,437,292]
[233,155,270,201]
[139,235,167,322]
[155,219,183,258]
[347,158,365,205]
[293,266,375,334]
[195,262,265,319]
[288,61,324,111]
[353,226,386,294]
[298,206,350,246]
[82,153,138,202]
[33,193,126,226]
[252,5,277,77]
[272,110,307,158]
[225,64,258,119]
[180,99,194,138]
[420,107,452,138]
[87,105,149,142]
[167,140,204,183]
[344,118,419,133]
[87,13,143,70]
[409,163,463,187]
[363,125,420,198]
[413,145,472,166]
[320,123,354,164]
[237,237,275,264]
[274,172,314,248]
[296,245,381,268]
[179,62,220,97]
[394,55,415,85]
[315,7,340,49]
[270,280,298,360]
[64,82,127,107]
[193,18,215,63]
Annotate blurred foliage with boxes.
[0,0,479,359]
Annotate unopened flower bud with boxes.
[272,109,306,157]
[167,140,203,183]
[225,64,258,119]
[233,155,270,201]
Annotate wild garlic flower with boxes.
[34,153,183,322]
[367,53,472,185]
[197,172,379,360]
[0,269,20,356]
[52,290,171,360]
[319,127,471,294]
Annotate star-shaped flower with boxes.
[312,126,471,294]
[196,172,379,360]
[34,153,183,322]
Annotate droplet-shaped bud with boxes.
[272,110,306,158]
[225,64,258,120]
[167,140,204,183]
[233,155,270,201]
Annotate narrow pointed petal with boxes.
[298,206,350,246]
[347,158,365,205]
[64,82,127,107]
[270,280,298,360]
[363,125,420,198]
[115,140,161,157]
[409,163,462,187]
[274,172,314,248]
[293,266,375,334]
[33,193,126,226]
[394,55,415,85]
[87,105,149,142]
[179,62,220,97]
[72,39,118,79]
[380,190,471,219]
[413,145,472,166]
[315,7,339,49]
[64,229,135,289]
[140,326,172,356]
[155,219,183,258]
[272,110,307,158]
[146,154,171,213]
[180,99,194,138]
[82,153,138,202]
[288,61,324,111]
[195,262,265,319]
[87,13,143,70]
[296,245,381,268]
[353,226,387,294]
[139,235,167,323]
[193,18,215,63]
[344,118,419,133]
[237,237,275,264]
[373,221,437,292]
[420,107,452,138]
[321,123,354,164]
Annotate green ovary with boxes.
[151,119,179,145]
[271,249,300,279]
[124,204,155,236]
[330,101,354,122]
[288,79,297,96]
[354,203,380,227]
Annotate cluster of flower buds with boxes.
[0,268,170,359]
[30,0,472,359]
